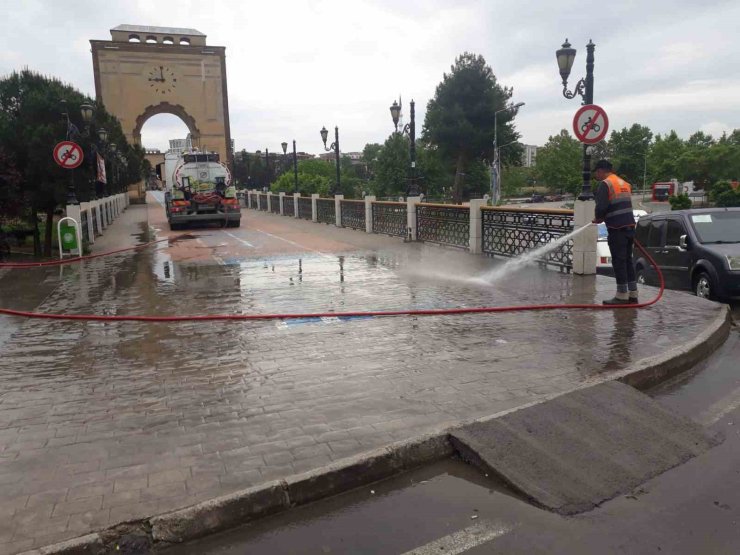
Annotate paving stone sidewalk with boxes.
[0,205,725,553]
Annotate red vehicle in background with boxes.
[652,181,678,201]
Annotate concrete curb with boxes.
[25,304,731,553]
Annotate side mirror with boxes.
[679,234,687,249]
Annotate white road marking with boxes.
[698,386,740,425]
[222,231,254,248]
[401,521,512,555]
[249,226,334,260]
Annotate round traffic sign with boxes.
[572,104,609,145]
[53,141,84,169]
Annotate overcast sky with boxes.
[2,0,738,155]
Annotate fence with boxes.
[297,197,313,220]
[482,207,574,270]
[281,195,295,216]
[372,202,407,237]
[316,198,336,225]
[270,195,281,214]
[258,194,267,211]
[416,204,470,248]
[244,192,576,271]
[340,200,365,230]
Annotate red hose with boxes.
[0,238,171,268]
[0,238,663,322]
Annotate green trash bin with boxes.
[60,223,78,252]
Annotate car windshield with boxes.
[690,211,740,243]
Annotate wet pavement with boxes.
[0,195,727,553]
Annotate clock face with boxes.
[147,65,177,94]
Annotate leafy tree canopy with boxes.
[534,130,581,195]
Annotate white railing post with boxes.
[80,202,95,244]
[279,192,285,215]
[266,193,272,213]
[94,200,103,234]
[335,194,343,227]
[311,193,319,222]
[406,196,422,241]
[293,193,300,217]
[468,199,486,254]
[573,200,597,275]
[365,195,375,233]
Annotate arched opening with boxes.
[139,113,192,153]
[128,34,141,43]
[145,36,157,44]
[162,36,174,45]
[179,37,191,45]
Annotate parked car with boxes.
[596,210,649,274]
[632,208,740,301]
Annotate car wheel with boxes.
[694,272,714,300]
[636,267,647,285]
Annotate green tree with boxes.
[0,70,143,256]
[647,131,685,184]
[709,180,740,207]
[668,194,692,210]
[423,52,520,203]
[500,165,538,198]
[535,130,581,195]
[373,133,409,198]
[609,124,652,187]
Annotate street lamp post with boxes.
[264,148,270,191]
[389,99,418,197]
[320,126,340,195]
[61,101,108,203]
[556,38,595,200]
[492,102,525,204]
[292,140,298,193]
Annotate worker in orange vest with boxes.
[592,159,638,305]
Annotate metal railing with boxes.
[297,197,312,220]
[316,198,336,225]
[416,203,469,248]
[270,194,281,214]
[481,207,574,270]
[372,201,407,237]
[340,200,366,230]
[258,194,267,211]
[282,195,295,216]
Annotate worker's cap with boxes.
[592,159,613,172]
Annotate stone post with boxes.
[364,195,376,233]
[94,200,103,233]
[572,199,597,275]
[406,196,422,241]
[335,194,343,227]
[311,193,319,222]
[266,193,272,213]
[468,199,487,254]
[279,192,285,215]
[293,193,300,218]
[80,202,94,244]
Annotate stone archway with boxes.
[132,102,201,146]
[90,25,232,166]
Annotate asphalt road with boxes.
[173,303,740,555]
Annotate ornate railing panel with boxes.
[340,200,366,230]
[297,197,313,220]
[416,204,469,248]
[481,207,574,270]
[372,202,407,237]
[316,198,336,225]
[270,195,281,214]
[258,194,267,211]
[282,195,295,216]
[80,211,90,244]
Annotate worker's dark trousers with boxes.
[607,228,637,293]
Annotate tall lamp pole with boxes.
[292,140,298,193]
[492,102,525,203]
[389,99,418,197]
[320,126,340,195]
[556,38,595,200]
[264,148,270,191]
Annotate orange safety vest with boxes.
[603,174,634,229]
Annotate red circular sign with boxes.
[572,104,609,145]
[53,141,84,169]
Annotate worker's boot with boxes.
[603,291,631,305]
[628,291,639,303]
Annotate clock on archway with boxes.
[147,65,177,94]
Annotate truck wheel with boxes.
[227,221,240,228]
[635,266,647,285]
[170,222,181,231]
